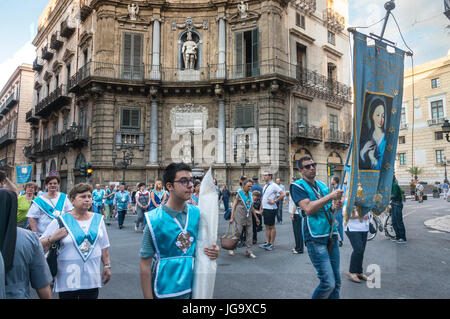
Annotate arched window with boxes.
[49,159,57,172]
[75,153,86,169]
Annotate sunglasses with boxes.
[173,177,195,187]
[302,163,317,170]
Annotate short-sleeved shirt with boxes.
[104,188,114,205]
[26,193,74,236]
[92,189,105,206]
[262,182,282,210]
[391,182,402,202]
[5,228,52,299]
[41,214,110,293]
[17,195,35,224]
[114,191,131,211]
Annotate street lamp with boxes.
[443,156,448,184]
[441,119,450,142]
[112,147,134,185]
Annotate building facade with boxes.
[394,51,450,185]
[25,0,351,192]
[0,64,35,187]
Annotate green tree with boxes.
[407,166,423,180]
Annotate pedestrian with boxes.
[443,180,449,200]
[251,176,263,193]
[103,184,115,226]
[135,182,150,232]
[214,179,220,209]
[290,156,344,299]
[113,184,132,229]
[391,176,407,243]
[40,183,111,299]
[17,182,37,229]
[344,207,370,283]
[275,177,286,224]
[416,182,424,203]
[259,172,285,251]
[409,179,416,200]
[289,178,304,254]
[330,176,344,247]
[27,175,73,237]
[1,189,53,299]
[220,185,231,213]
[149,180,168,212]
[187,180,201,206]
[139,163,219,299]
[229,179,259,258]
[0,170,18,193]
[251,190,263,244]
[92,184,105,216]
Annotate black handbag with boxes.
[46,217,64,277]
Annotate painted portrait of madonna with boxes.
[359,93,393,170]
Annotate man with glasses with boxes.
[259,172,285,251]
[139,163,219,299]
[290,156,344,299]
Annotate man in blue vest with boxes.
[139,163,219,299]
[290,156,344,299]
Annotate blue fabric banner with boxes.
[16,165,32,184]
[344,31,405,217]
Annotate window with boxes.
[399,153,406,165]
[327,31,335,45]
[295,13,305,29]
[435,131,443,140]
[63,113,69,131]
[401,106,407,124]
[235,28,259,78]
[235,106,254,128]
[329,114,338,131]
[122,33,143,80]
[298,106,308,125]
[55,74,59,89]
[399,136,405,144]
[431,78,440,89]
[121,108,140,129]
[436,150,445,164]
[66,64,71,85]
[431,100,444,120]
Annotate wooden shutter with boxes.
[236,106,254,128]
[131,109,140,128]
[132,34,143,80]
[235,32,244,78]
[251,28,259,76]
[123,33,132,79]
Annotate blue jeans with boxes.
[345,231,368,274]
[336,210,344,242]
[306,238,341,299]
[391,201,406,240]
[276,201,283,223]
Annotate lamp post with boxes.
[443,156,448,184]
[112,147,134,185]
[442,119,450,143]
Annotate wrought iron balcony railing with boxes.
[42,45,54,61]
[292,123,323,142]
[115,131,145,151]
[33,57,43,72]
[325,129,351,147]
[35,84,71,116]
[60,18,76,38]
[427,117,446,126]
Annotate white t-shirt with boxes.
[27,193,74,235]
[262,181,282,210]
[41,214,110,293]
[345,213,370,232]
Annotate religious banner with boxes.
[16,165,32,184]
[344,31,405,217]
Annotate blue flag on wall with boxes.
[344,31,405,217]
[16,165,33,184]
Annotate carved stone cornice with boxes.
[62,48,75,64]
[290,28,315,44]
[322,44,343,58]
[79,31,93,49]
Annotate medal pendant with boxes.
[176,231,193,253]
[80,238,92,254]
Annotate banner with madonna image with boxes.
[344,31,405,218]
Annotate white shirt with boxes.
[41,214,110,293]
[345,213,370,232]
[26,193,74,235]
[262,181,282,210]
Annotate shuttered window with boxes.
[235,106,254,128]
[235,28,259,78]
[121,108,140,129]
[122,33,143,80]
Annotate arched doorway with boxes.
[59,157,68,193]
[293,148,313,179]
[327,151,343,186]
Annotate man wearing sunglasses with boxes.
[290,156,344,299]
[139,163,219,299]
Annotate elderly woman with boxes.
[17,182,37,229]
[40,183,111,299]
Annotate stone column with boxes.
[149,98,159,164]
[216,17,226,78]
[150,19,161,80]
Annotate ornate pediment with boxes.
[78,31,93,49]
[43,70,53,82]
[229,1,261,27]
[51,60,64,73]
[170,103,208,134]
[62,48,75,63]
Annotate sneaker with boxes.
[246,252,257,259]
[391,238,399,242]
[396,239,407,244]
[228,250,235,256]
[339,241,343,247]
[259,242,268,249]
[134,225,138,232]
[265,244,273,251]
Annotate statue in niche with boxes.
[128,3,139,21]
[182,31,198,70]
[237,1,249,19]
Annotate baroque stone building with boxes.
[0,64,34,187]
[25,0,351,191]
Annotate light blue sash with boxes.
[153,189,165,203]
[237,190,253,212]
[62,213,103,262]
[33,193,67,219]
[191,194,199,205]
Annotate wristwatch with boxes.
[104,264,111,269]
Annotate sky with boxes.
[0,0,449,90]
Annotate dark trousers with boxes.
[252,213,260,242]
[276,201,283,223]
[292,214,304,253]
[59,288,99,299]
[345,231,368,274]
[118,210,127,227]
[223,198,229,212]
[391,201,406,240]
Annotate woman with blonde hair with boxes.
[17,182,37,229]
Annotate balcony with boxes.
[0,157,14,169]
[23,145,33,158]
[115,131,145,151]
[25,109,40,124]
[428,118,446,126]
[33,57,43,72]
[325,129,351,149]
[42,46,54,61]
[35,84,71,117]
[60,18,76,38]
[323,7,345,33]
[0,126,16,148]
[0,91,18,116]
[80,1,93,22]
[291,123,323,146]
[50,32,64,51]
[62,125,89,147]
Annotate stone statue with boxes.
[128,3,139,21]
[237,1,248,19]
[182,31,198,70]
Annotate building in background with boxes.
[395,50,450,185]
[0,64,34,187]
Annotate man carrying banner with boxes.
[290,156,344,299]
